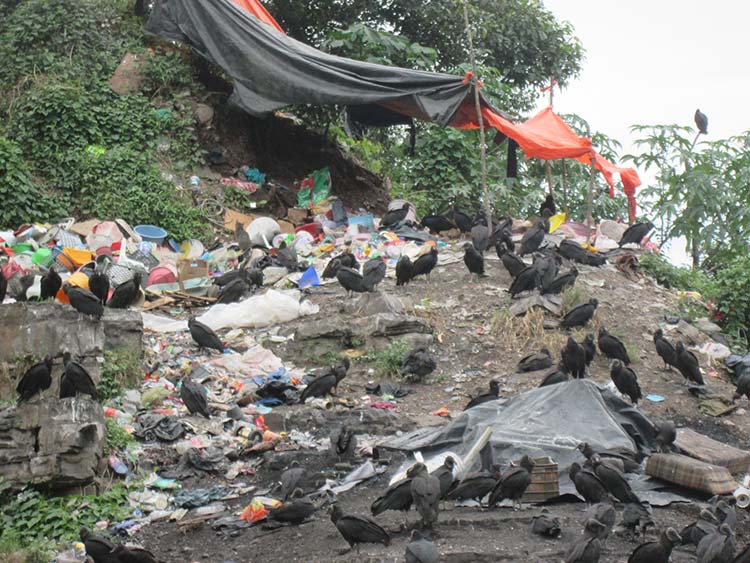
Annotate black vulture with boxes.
[235,221,252,253]
[569,462,607,505]
[714,500,738,527]
[431,456,457,499]
[558,239,591,263]
[734,372,750,402]
[330,424,357,458]
[497,245,525,277]
[336,266,369,296]
[112,544,162,563]
[108,273,142,309]
[471,223,489,254]
[654,420,676,452]
[696,523,735,563]
[591,454,639,504]
[508,265,540,297]
[61,352,98,399]
[622,501,656,540]
[188,317,224,353]
[539,365,570,387]
[216,277,249,304]
[362,258,386,291]
[421,214,454,234]
[16,355,53,403]
[396,254,415,288]
[519,218,549,256]
[242,268,264,288]
[412,246,438,281]
[675,341,704,385]
[610,360,642,404]
[65,285,104,319]
[540,194,556,217]
[681,509,720,547]
[299,358,350,402]
[464,379,500,410]
[586,502,615,541]
[400,346,437,382]
[268,489,315,525]
[280,461,305,501]
[446,467,499,503]
[583,333,597,366]
[545,266,578,295]
[564,519,605,563]
[598,327,631,364]
[371,478,413,524]
[578,442,641,474]
[11,274,34,301]
[627,527,682,563]
[653,329,678,370]
[408,462,440,528]
[80,527,119,563]
[561,337,587,379]
[561,299,598,329]
[695,109,709,135]
[380,202,411,228]
[180,378,209,418]
[447,208,472,233]
[330,504,390,553]
[534,252,560,292]
[619,221,655,247]
[488,455,535,509]
[276,241,299,272]
[0,268,7,302]
[88,272,110,304]
[462,242,485,281]
[40,269,62,301]
[517,348,552,373]
[322,257,344,280]
[531,508,561,538]
[491,222,515,253]
[405,529,438,563]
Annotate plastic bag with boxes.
[296,167,331,208]
[197,289,319,331]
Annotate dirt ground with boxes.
[138,248,750,562]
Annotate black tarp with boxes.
[146,0,502,125]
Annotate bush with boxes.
[98,348,141,402]
[141,48,195,96]
[706,255,750,345]
[639,252,709,292]
[0,137,51,229]
[105,419,135,454]
[0,486,130,544]
[0,0,135,91]
[364,340,410,378]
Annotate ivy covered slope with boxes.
[0,0,209,240]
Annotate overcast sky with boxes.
[538,0,750,264]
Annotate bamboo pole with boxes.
[461,0,492,232]
[561,160,569,216]
[544,78,554,196]
[586,150,596,244]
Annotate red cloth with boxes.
[230,0,285,33]
[458,105,641,221]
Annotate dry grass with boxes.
[491,307,567,355]
[560,285,587,314]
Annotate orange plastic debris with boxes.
[431,407,450,417]
[239,498,269,523]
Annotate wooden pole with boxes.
[544,78,554,196]
[586,150,596,244]
[461,0,492,232]
[561,160,569,216]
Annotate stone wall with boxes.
[0,397,105,488]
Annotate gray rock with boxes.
[194,103,215,125]
[676,319,705,345]
[295,313,431,341]
[694,317,722,334]
[0,397,105,488]
[340,292,404,315]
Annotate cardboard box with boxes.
[177,259,209,282]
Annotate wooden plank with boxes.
[676,427,750,474]
[165,291,216,303]
[141,296,175,312]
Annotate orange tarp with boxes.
[230,0,284,33]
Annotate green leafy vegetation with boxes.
[639,253,709,293]
[0,530,54,563]
[706,256,750,347]
[105,419,135,454]
[98,349,142,402]
[0,137,51,227]
[363,340,410,378]
[0,485,131,545]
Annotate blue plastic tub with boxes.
[134,224,168,245]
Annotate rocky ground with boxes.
[137,249,750,563]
